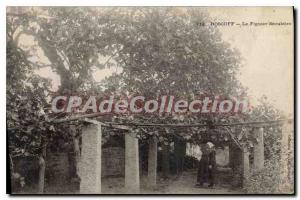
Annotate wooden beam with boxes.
[81,118,131,130]
[51,113,106,123]
[107,119,290,128]
[52,114,291,128]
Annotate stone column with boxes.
[253,127,264,171]
[229,144,243,187]
[148,137,158,188]
[125,133,140,193]
[79,124,102,194]
[242,146,250,187]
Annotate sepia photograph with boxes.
[6,6,294,195]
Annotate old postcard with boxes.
[6,7,294,194]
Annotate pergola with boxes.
[53,116,293,194]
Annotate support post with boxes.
[162,143,170,178]
[148,137,157,188]
[253,127,264,171]
[79,124,102,194]
[125,133,140,193]
[38,140,47,193]
[229,144,243,187]
[242,146,250,187]
[228,144,235,169]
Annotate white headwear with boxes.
[207,142,214,149]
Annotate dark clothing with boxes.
[197,151,216,186]
[174,138,186,174]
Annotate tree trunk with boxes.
[38,156,46,193]
[69,125,81,189]
[38,143,47,194]
[73,136,80,180]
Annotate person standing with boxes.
[196,142,216,188]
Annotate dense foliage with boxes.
[7,7,288,193]
[244,96,285,194]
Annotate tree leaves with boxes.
[7,25,55,159]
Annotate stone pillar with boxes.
[242,146,250,187]
[148,137,158,188]
[125,133,140,193]
[253,127,264,171]
[79,124,102,194]
[229,144,243,187]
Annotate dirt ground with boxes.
[102,169,241,194]
[17,169,241,194]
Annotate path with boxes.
[102,169,242,194]
[159,170,241,194]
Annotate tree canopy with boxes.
[6,7,257,145]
